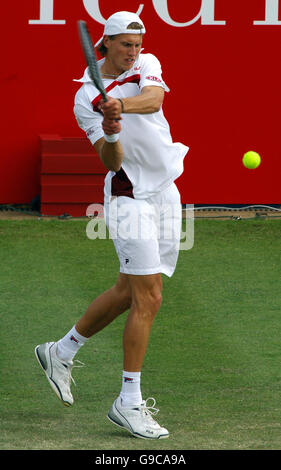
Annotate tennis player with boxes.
[35,11,189,440]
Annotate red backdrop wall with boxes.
[1,0,280,205]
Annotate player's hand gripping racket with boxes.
[78,20,108,102]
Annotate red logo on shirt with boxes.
[146,75,162,83]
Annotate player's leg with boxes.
[122,273,162,372]
[35,273,131,405]
[108,272,169,439]
[75,272,131,338]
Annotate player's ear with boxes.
[103,35,110,48]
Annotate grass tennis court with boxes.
[0,217,280,450]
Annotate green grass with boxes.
[0,218,281,450]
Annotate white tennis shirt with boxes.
[73,53,189,199]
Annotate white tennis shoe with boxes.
[35,342,82,406]
[107,396,169,439]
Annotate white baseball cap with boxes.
[94,11,146,47]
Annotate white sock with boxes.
[119,371,142,407]
[56,325,88,363]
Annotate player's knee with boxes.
[150,290,162,314]
[133,288,162,317]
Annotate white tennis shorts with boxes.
[104,183,182,277]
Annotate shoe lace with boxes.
[66,360,85,387]
[141,397,160,424]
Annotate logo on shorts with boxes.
[125,258,130,264]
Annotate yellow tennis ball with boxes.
[242,151,261,169]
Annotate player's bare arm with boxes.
[101,86,165,117]
[94,118,124,172]
[122,86,165,114]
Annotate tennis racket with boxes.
[78,20,108,102]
